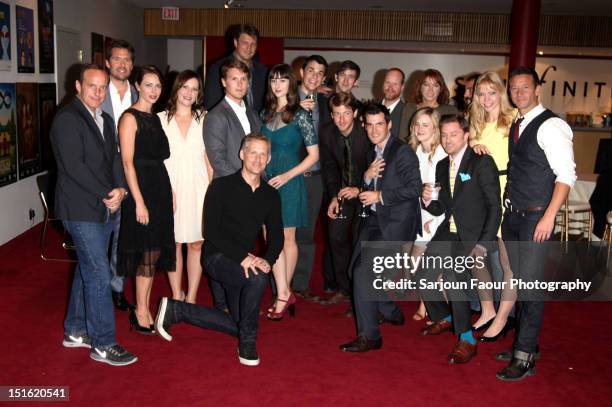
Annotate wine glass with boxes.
[305,93,315,118]
[358,184,369,218]
[336,196,348,220]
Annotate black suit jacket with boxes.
[50,98,126,222]
[316,92,332,131]
[366,135,422,241]
[319,120,371,199]
[203,53,268,113]
[426,147,501,249]
[388,99,405,139]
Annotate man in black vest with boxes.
[496,67,576,381]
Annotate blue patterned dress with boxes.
[261,109,317,228]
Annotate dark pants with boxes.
[418,230,473,335]
[293,173,324,291]
[502,210,549,354]
[176,253,268,344]
[327,198,361,295]
[109,208,124,293]
[352,215,403,340]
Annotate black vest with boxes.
[506,109,557,209]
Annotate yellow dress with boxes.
[477,122,509,237]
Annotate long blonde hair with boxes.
[409,107,441,163]
[468,71,515,142]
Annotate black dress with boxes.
[118,108,175,277]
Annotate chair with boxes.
[603,211,612,265]
[555,197,592,242]
[36,173,77,262]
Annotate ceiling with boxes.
[126,0,612,16]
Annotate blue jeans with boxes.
[63,219,116,348]
[109,208,124,293]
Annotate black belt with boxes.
[498,170,508,176]
[504,200,546,216]
[304,170,321,177]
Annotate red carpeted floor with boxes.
[1,224,611,406]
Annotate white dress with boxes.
[416,144,447,244]
[159,111,209,243]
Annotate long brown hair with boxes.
[263,64,299,124]
[415,69,450,105]
[164,70,204,123]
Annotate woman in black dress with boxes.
[118,65,175,334]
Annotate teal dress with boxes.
[261,109,317,228]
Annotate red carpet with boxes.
[1,224,611,406]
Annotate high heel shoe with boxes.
[129,308,155,335]
[473,317,495,333]
[478,318,515,342]
[266,293,296,321]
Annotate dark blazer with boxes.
[316,92,332,131]
[100,83,138,132]
[204,53,268,113]
[50,98,127,222]
[387,99,405,139]
[319,120,371,199]
[426,147,501,249]
[366,135,422,241]
[203,98,261,179]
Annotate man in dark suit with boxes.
[381,68,405,139]
[100,39,139,311]
[293,55,332,300]
[51,64,136,366]
[320,92,371,304]
[340,103,422,352]
[203,24,268,113]
[203,59,261,310]
[419,114,501,364]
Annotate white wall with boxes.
[284,50,612,117]
[0,0,166,245]
[166,38,202,73]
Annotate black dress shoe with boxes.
[479,319,514,342]
[473,317,494,333]
[112,291,132,311]
[378,312,405,326]
[495,346,541,361]
[496,351,536,381]
[339,336,382,352]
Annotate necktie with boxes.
[372,148,383,211]
[512,117,524,144]
[342,136,353,187]
[449,160,457,233]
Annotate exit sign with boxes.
[162,7,179,21]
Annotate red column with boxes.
[509,0,541,71]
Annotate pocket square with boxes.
[459,172,471,182]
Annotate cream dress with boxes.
[159,110,209,243]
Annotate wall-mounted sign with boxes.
[162,7,179,21]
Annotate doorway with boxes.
[55,26,81,105]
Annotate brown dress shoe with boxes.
[448,340,477,364]
[320,292,349,305]
[420,319,452,336]
[339,336,382,352]
[294,289,320,303]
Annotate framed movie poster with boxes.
[38,0,54,73]
[38,83,56,171]
[16,82,41,179]
[91,32,104,66]
[0,83,17,187]
[16,6,34,73]
[0,2,10,71]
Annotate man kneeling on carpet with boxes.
[155,133,284,366]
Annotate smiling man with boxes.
[156,133,283,367]
[380,68,405,139]
[204,24,268,112]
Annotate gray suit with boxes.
[100,83,138,294]
[204,98,261,179]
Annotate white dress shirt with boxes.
[79,98,104,140]
[109,81,132,130]
[225,96,251,135]
[383,98,401,113]
[517,103,576,188]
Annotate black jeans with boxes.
[173,253,268,344]
[502,210,549,354]
[327,198,361,295]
